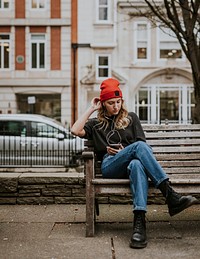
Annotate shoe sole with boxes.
[130,241,147,249]
[169,196,198,216]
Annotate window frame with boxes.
[30,33,46,70]
[96,54,111,80]
[30,121,60,138]
[133,21,151,63]
[96,0,111,23]
[134,84,194,124]
[157,25,183,61]
[0,120,26,136]
[0,34,11,70]
[30,0,46,10]
[0,0,10,9]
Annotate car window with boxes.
[30,122,60,138]
[0,121,27,136]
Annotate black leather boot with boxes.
[130,210,147,249]
[158,180,198,216]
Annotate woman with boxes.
[71,78,197,249]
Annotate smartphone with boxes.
[109,144,121,149]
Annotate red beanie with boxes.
[100,78,122,102]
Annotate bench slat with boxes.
[142,124,200,131]
[92,175,200,185]
[165,167,200,173]
[146,132,200,138]
[155,153,200,160]
[159,160,200,167]
[148,139,200,146]
[94,183,200,195]
[152,146,200,153]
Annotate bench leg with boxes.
[86,185,95,237]
[85,158,95,237]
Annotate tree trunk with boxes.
[192,67,200,124]
[194,95,200,124]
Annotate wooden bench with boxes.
[82,124,200,237]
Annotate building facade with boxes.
[77,0,194,124]
[0,0,195,126]
[0,0,72,125]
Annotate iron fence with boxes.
[0,129,84,168]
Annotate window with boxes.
[30,122,60,138]
[0,121,26,136]
[135,88,150,122]
[0,0,9,9]
[158,26,182,59]
[0,34,10,69]
[96,54,111,79]
[31,34,45,69]
[31,0,45,9]
[134,22,150,61]
[134,85,194,124]
[188,87,195,123]
[97,0,109,22]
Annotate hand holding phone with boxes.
[107,143,124,155]
[109,144,121,149]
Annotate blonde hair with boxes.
[97,100,131,130]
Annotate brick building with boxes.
[0,0,195,125]
[0,0,72,125]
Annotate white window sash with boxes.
[133,21,151,62]
[0,35,10,69]
[0,0,10,9]
[96,54,111,80]
[96,0,111,22]
[157,25,183,60]
[30,0,46,10]
[30,34,46,70]
[135,85,193,124]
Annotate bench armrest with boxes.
[83,151,95,180]
[82,151,94,160]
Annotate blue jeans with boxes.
[101,141,169,212]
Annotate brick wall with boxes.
[0,172,86,205]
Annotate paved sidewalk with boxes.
[0,204,200,259]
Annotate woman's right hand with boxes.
[106,144,124,156]
[91,97,101,111]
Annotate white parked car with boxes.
[0,114,84,167]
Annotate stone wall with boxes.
[0,171,86,205]
[2,170,197,206]
[0,169,135,205]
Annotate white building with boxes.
[77,0,194,124]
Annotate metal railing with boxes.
[0,130,84,168]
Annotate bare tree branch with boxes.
[126,0,200,122]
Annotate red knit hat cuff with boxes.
[100,90,122,102]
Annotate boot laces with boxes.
[166,187,181,200]
[134,214,144,232]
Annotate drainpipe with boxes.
[71,0,78,125]
[71,43,91,125]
